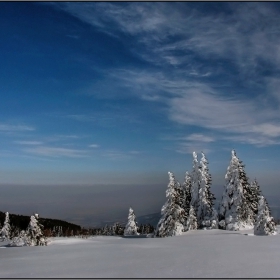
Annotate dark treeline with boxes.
[0,211,154,239]
[79,222,154,238]
[0,211,81,238]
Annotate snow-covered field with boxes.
[1,227,280,278]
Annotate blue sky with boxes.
[1,2,280,226]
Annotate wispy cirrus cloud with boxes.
[0,123,35,132]
[183,134,215,143]
[23,146,88,158]
[50,2,280,148]
[89,144,99,148]
[108,68,280,147]
[161,133,215,155]
[223,135,280,147]
[53,2,280,74]
[14,141,42,145]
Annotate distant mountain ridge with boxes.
[0,211,82,232]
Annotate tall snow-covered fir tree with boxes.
[254,196,277,236]
[197,152,217,229]
[0,212,11,241]
[181,171,192,229]
[190,152,201,215]
[124,208,139,236]
[219,150,255,230]
[155,172,186,237]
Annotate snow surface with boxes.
[1,227,280,278]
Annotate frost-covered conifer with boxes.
[25,214,47,246]
[124,208,139,236]
[186,206,197,231]
[181,171,192,229]
[197,152,217,229]
[249,179,262,220]
[190,152,201,215]
[254,196,277,236]
[219,150,254,230]
[0,212,11,241]
[155,172,186,237]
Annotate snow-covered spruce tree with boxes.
[249,179,262,221]
[124,208,139,236]
[190,152,201,216]
[0,212,11,241]
[25,214,48,246]
[155,172,186,237]
[219,150,254,230]
[197,152,217,229]
[254,196,277,236]
[186,206,198,231]
[181,171,192,229]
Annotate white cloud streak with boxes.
[14,141,42,145]
[108,68,280,147]
[54,2,280,74]
[0,124,35,132]
[89,144,99,148]
[183,134,215,143]
[23,146,88,158]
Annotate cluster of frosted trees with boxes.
[124,150,277,237]
[0,212,48,246]
[155,152,218,237]
[219,150,276,235]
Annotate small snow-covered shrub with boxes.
[211,219,217,229]
[226,223,239,231]
[8,231,29,247]
[202,219,211,228]
[186,206,198,231]
[219,220,226,229]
